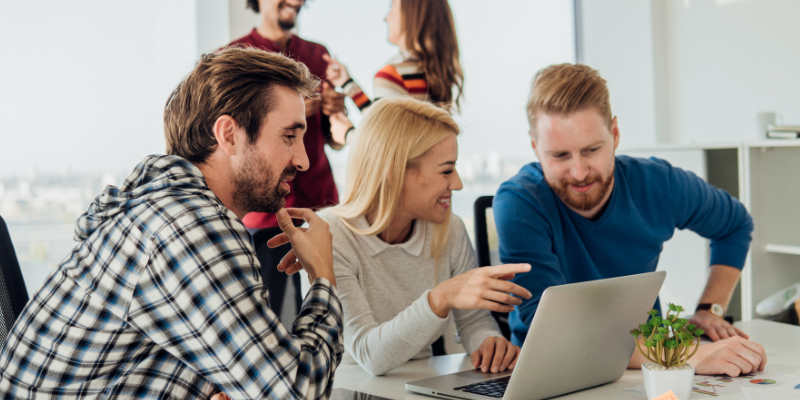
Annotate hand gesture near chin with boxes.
[428,264,532,318]
[267,208,336,286]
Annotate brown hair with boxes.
[400,0,464,110]
[164,46,319,163]
[526,63,612,139]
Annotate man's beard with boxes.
[278,19,296,31]
[546,167,614,211]
[232,146,296,214]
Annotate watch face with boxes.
[711,304,725,316]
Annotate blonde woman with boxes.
[319,98,532,376]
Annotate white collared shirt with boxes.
[351,215,426,257]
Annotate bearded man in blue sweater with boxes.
[495,63,767,376]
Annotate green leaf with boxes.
[648,309,660,316]
[658,327,669,334]
[664,340,679,349]
[651,316,663,326]
[644,339,656,348]
[686,324,697,331]
[630,329,642,336]
[669,303,678,312]
[693,328,705,337]
[652,334,664,342]
[672,322,684,330]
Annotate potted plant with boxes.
[630,303,704,400]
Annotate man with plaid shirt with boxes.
[0,48,344,399]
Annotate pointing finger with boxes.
[486,264,531,278]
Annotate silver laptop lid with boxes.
[503,271,666,399]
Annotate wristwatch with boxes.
[696,303,725,317]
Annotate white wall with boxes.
[0,1,199,177]
[578,0,800,147]
[228,0,261,44]
[196,0,231,57]
[576,0,660,148]
[660,0,800,144]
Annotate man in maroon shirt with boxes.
[227,0,352,322]
[230,0,349,230]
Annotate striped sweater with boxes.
[342,53,431,110]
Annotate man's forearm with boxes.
[699,264,742,311]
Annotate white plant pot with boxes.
[641,363,695,400]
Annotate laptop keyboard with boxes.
[454,376,510,398]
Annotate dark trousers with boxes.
[252,227,302,327]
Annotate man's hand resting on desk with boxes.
[691,336,767,376]
[689,310,749,341]
[629,336,767,376]
[471,337,521,374]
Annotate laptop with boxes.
[406,271,666,400]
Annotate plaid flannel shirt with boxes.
[0,155,344,399]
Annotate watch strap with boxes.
[696,303,712,311]
[696,303,725,317]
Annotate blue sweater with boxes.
[494,156,753,346]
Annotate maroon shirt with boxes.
[229,29,339,229]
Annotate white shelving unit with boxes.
[765,244,800,256]
[620,139,800,321]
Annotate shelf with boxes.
[765,244,800,256]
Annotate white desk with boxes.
[333,320,800,399]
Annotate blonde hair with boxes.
[330,97,459,270]
[526,63,612,139]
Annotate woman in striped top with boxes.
[325,0,464,113]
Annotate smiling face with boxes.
[533,108,619,219]
[396,133,463,225]
[385,0,403,46]
[260,0,305,31]
[231,85,309,214]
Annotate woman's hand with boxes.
[428,264,532,318]
[210,392,230,400]
[471,337,521,373]
[329,112,353,149]
[323,54,351,88]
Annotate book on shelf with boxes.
[767,124,800,139]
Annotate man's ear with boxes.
[528,130,539,156]
[610,116,620,151]
[213,115,240,156]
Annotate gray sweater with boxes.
[320,211,502,375]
